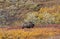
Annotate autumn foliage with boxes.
[0,28,59,39]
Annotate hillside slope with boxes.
[0,0,60,26]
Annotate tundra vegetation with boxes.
[0,0,60,26]
[0,0,60,39]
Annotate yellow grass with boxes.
[39,5,60,13]
[0,28,60,39]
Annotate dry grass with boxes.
[0,28,60,39]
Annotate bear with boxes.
[22,22,34,29]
